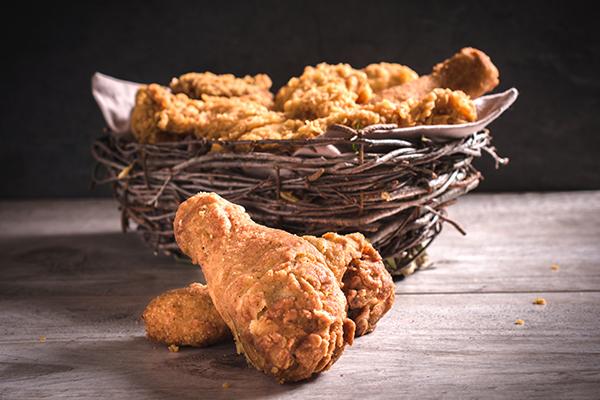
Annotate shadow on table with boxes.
[29,336,314,399]
[0,232,323,398]
[0,231,203,298]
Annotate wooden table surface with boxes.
[1,192,599,399]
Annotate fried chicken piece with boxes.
[363,88,477,127]
[306,107,390,138]
[191,95,286,140]
[170,72,274,108]
[130,84,350,144]
[408,88,477,125]
[363,62,419,92]
[131,84,205,144]
[130,86,160,143]
[378,47,499,103]
[143,232,395,348]
[303,232,395,336]
[275,63,374,119]
[142,283,231,347]
[293,88,477,137]
[130,84,295,143]
[131,83,477,144]
[173,192,355,382]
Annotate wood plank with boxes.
[1,192,599,295]
[0,233,202,298]
[402,191,600,293]
[0,199,121,238]
[1,292,599,399]
[1,193,599,398]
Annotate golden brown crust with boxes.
[378,47,499,103]
[433,47,500,99]
[190,95,286,140]
[170,72,274,108]
[142,283,231,347]
[131,56,483,144]
[363,62,419,92]
[338,234,395,336]
[275,63,374,120]
[130,84,204,144]
[173,193,355,382]
[146,232,394,349]
[304,233,395,336]
[408,88,477,126]
[130,84,296,143]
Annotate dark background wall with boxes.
[2,0,599,198]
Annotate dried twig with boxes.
[91,127,501,276]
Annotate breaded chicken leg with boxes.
[173,192,355,382]
[378,47,499,103]
[143,232,395,347]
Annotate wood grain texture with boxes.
[1,192,599,399]
[403,191,600,293]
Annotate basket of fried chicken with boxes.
[92,47,516,277]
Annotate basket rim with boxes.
[100,123,486,150]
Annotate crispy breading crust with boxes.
[363,62,419,92]
[143,232,395,349]
[304,232,395,336]
[130,84,290,143]
[173,193,355,383]
[130,84,203,144]
[275,63,374,119]
[142,283,230,347]
[408,88,477,126]
[170,72,274,108]
[131,84,477,144]
[336,234,395,336]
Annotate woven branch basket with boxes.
[92,124,504,277]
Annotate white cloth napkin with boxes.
[92,72,142,135]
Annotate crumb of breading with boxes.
[222,382,231,389]
[515,319,525,325]
[39,336,46,343]
[168,344,179,352]
[551,264,560,271]
[533,297,547,305]
[381,192,392,201]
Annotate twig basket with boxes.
[92,124,504,276]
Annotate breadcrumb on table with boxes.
[533,297,547,305]
[551,264,560,271]
[167,344,179,352]
[222,382,231,389]
[515,319,525,325]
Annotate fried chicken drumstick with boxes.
[143,232,394,347]
[173,193,356,382]
[301,232,395,337]
[377,47,499,103]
